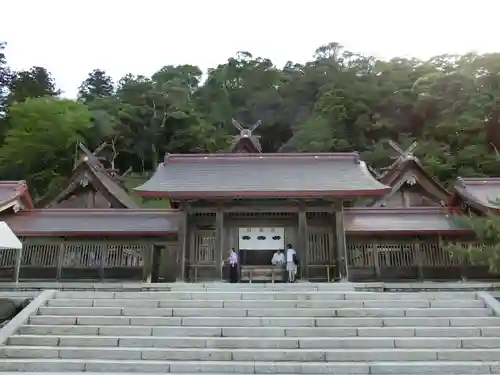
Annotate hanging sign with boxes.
[238,228,285,250]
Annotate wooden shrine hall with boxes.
[0,119,498,282]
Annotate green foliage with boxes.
[444,212,500,272]
[2,41,500,198]
[0,97,92,196]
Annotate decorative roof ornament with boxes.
[229,119,263,153]
[388,140,418,162]
[232,119,261,138]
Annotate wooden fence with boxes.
[346,236,498,281]
[0,242,152,281]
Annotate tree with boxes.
[445,211,500,273]
[7,66,60,104]
[0,97,91,198]
[2,40,500,190]
[0,42,11,116]
[78,69,114,103]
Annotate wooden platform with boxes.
[239,265,285,283]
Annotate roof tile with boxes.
[344,207,470,234]
[452,177,500,212]
[135,153,391,198]
[0,209,179,237]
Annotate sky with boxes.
[1,0,499,98]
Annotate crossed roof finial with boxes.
[231,119,261,138]
[389,140,418,160]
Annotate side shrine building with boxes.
[0,120,498,283]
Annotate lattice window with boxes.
[308,231,331,264]
[192,230,216,264]
[106,244,146,268]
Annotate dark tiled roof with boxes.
[344,207,470,234]
[0,209,179,237]
[0,181,33,210]
[452,177,500,213]
[135,153,391,198]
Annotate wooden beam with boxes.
[231,119,244,131]
[389,140,404,155]
[179,203,189,281]
[186,204,335,214]
[215,209,224,280]
[298,209,308,280]
[335,203,348,281]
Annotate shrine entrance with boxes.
[237,227,287,282]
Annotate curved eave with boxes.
[136,189,391,199]
[16,230,176,237]
[453,185,499,214]
[345,229,472,236]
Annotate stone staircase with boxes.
[1,284,500,373]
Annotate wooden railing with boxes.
[346,237,497,281]
[0,242,152,281]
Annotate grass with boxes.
[125,176,171,209]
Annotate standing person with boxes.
[286,244,297,283]
[226,248,239,283]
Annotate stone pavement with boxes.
[0,283,500,373]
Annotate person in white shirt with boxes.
[271,250,285,266]
[226,248,239,283]
[286,244,297,283]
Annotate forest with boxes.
[1,41,500,201]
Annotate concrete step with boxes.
[36,306,493,318]
[46,298,486,309]
[0,358,497,373]
[54,291,478,301]
[5,346,500,362]
[20,325,500,337]
[9,335,500,349]
[28,315,500,327]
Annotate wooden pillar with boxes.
[56,241,65,280]
[99,243,107,281]
[372,241,380,278]
[415,240,424,280]
[142,244,154,282]
[179,205,189,281]
[298,209,308,280]
[335,202,348,281]
[215,209,224,280]
[13,247,22,283]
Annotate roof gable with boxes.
[46,161,138,209]
[135,153,391,199]
[0,181,34,212]
[369,141,450,207]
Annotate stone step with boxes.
[54,291,478,300]
[46,298,486,309]
[0,358,497,373]
[5,346,500,362]
[36,306,493,318]
[28,315,500,327]
[20,325,500,337]
[9,335,500,349]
